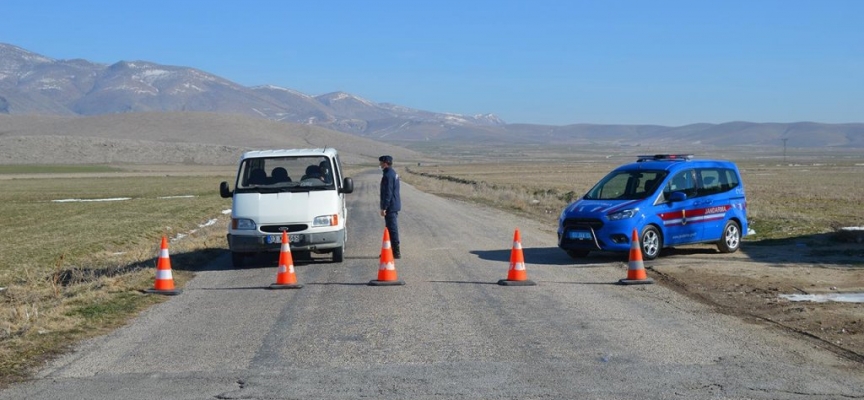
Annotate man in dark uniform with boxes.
[379,155,402,259]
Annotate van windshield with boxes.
[236,156,335,192]
[584,170,667,200]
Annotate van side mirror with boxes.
[669,191,687,202]
[220,181,233,198]
[340,177,354,194]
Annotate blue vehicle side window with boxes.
[698,169,722,196]
[696,168,739,196]
[695,168,740,195]
[719,169,740,192]
[662,170,697,201]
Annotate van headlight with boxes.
[313,214,339,227]
[607,208,638,221]
[232,218,256,230]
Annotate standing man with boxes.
[379,155,402,259]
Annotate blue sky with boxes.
[2,1,861,126]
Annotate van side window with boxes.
[333,155,343,185]
[663,170,696,199]
[696,168,739,196]
[697,169,721,196]
[718,168,740,192]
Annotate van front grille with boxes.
[260,224,308,233]
[563,218,604,230]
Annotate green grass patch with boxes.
[68,292,149,322]
[0,169,232,387]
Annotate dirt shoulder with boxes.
[646,235,864,361]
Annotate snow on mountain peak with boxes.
[318,91,376,107]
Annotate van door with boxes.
[656,169,702,245]
[332,155,348,231]
[698,168,740,240]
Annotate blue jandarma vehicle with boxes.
[558,154,748,260]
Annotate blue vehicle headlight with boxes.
[607,208,638,221]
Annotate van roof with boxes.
[636,154,693,162]
[618,157,739,172]
[240,148,338,160]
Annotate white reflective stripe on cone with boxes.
[380,262,395,270]
[160,249,169,258]
[156,269,173,280]
[512,262,526,271]
[513,241,522,249]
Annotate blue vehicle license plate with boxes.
[568,231,593,240]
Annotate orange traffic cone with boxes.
[498,229,536,286]
[270,231,303,289]
[619,228,654,285]
[369,228,404,286]
[146,236,182,295]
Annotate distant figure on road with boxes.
[379,155,402,259]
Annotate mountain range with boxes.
[1,42,862,149]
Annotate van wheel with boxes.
[566,249,590,259]
[640,226,662,260]
[231,252,247,268]
[717,221,741,253]
[332,246,344,263]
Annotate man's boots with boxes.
[393,243,401,259]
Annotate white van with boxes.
[219,148,354,267]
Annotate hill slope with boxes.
[0,112,422,165]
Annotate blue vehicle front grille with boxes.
[562,218,604,231]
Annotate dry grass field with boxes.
[0,148,862,387]
[0,167,236,386]
[403,153,864,361]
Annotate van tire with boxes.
[717,221,741,253]
[640,226,662,260]
[332,246,344,263]
[566,249,590,259]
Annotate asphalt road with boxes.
[3,169,862,400]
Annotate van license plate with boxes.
[568,231,593,240]
[268,234,302,244]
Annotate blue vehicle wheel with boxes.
[640,226,662,260]
[717,220,741,253]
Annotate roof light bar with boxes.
[636,154,694,162]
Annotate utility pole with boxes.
[782,138,788,163]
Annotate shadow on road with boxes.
[471,246,624,266]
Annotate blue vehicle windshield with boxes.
[584,170,667,200]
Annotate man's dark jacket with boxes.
[380,167,401,212]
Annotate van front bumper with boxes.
[558,222,634,253]
[228,229,344,253]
